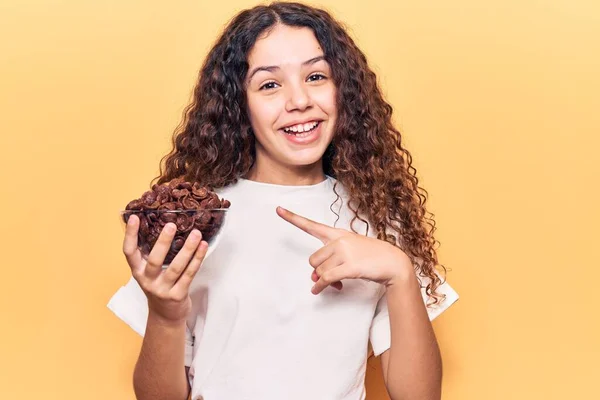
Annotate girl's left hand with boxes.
[276,206,414,295]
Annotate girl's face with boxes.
[245,24,337,180]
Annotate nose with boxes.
[284,82,311,112]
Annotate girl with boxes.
[109,2,458,399]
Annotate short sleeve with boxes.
[184,327,195,367]
[107,276,195,367]
[369,290,392,357]
[369,275,459,357]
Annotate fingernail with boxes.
[166,223,176,233]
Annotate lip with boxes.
[279,121,322,145]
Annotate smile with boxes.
[282,121,321,137]
[280,121,323,144]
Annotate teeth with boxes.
[292,130,311,138]
[283,121,318,133]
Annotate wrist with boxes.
[385,251,417,288]
[147,309,187,329]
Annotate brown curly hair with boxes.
[151,1,446,305]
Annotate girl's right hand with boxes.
[122,214,208,324]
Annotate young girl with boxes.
[109,2,458,399]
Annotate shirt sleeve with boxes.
[369,274,459,357]
[107,276,195,367]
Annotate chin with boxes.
[283,149,327,167]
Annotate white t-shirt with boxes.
[108,175,459,400]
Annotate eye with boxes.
[259,81,279,91]
[307,73,327,82]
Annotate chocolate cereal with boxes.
[122,177,231,264]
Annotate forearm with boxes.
[385,273,442,400]
[133,311,190,400]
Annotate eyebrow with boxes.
[246,55,327,83]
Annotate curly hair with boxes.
[151,1,446,305]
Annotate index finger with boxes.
[276,206,337,243]
[145,222,178,278]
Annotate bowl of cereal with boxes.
[120,178,231,265]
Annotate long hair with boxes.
[151,1,446,304]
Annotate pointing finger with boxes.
[276,206,339,243]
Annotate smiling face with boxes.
[244,24,337,184]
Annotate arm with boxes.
[133,311,191,400]
[121,217,207,400]
[380,272,442,400]
[274,207,446,398]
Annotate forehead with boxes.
[247,24,324,67]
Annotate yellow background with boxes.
[1,0,598,399]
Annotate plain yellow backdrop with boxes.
[1,0,598,399]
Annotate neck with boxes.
[244,157,326,186]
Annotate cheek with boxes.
[314,87,337,118]
[247,95,282,129]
